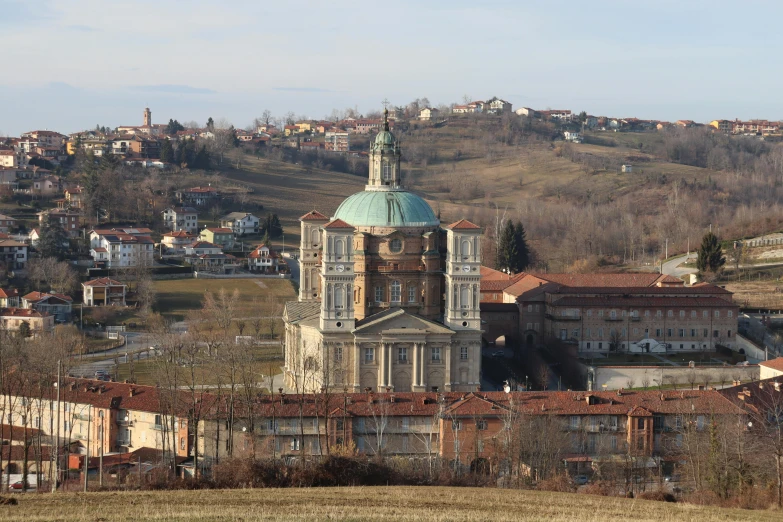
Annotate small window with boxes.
[398,347,408,363]
[408,285,417,303]
[460,346,468,360]
[390,281,401,303]
[431,347,441,361]
[476,420,488,430]
[389,238,402,253]
[364,348,375,364]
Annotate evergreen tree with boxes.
[496,220,517,273]
[511,221,531,272]
[166,119,185,135]
[206,117,214,131]
[194,145,210,170]
[160,139,174,163]
[264,213,283,239]
[17,321,31,339]
[696,231,725,273]
[37,214,69,260]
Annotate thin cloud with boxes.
[131,84,217,94]
[273,87,334,93]
[67,24,98,32]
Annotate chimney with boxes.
[280,392,286,404]
[660,393,666,402]
[541,404,546,411]
[774,381,781,392]
[698,385,705,391]
[129,387,136,397]
[390,394,396,403]
[616,389,623,397]
[346,396,352,405]
[743,387,750,397]
[738,393,745,401]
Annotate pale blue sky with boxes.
[1,0,781,135]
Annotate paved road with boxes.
[661,253,698,277]
[285,254,300,284]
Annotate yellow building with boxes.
[709,120,732,133]
[295,121,313,133]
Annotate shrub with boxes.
[638,491,676,503]
[536,474,575,493]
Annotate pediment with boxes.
[353,308,454,335]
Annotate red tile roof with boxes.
[0,288,19,299]
[204,227,232,234]
[83,277,125,287]
[552,296,737,308]
[533,273,671,288]
[445,219,481,230]
[759,357,783,372]
[0,308,48,318]
[324,219,354,229]
[300,210,329,221]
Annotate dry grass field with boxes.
[723,280,783,309]
[0,486,777,522]
[153,278,296,321]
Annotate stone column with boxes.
[353,342,361,391]
[412,343,419,390]
[444,342,452,391]
[387,343,393,389]
[420,342,427,388]
[377,342,385,389]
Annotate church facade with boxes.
[284,110,483,393]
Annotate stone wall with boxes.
[586,364,759,391]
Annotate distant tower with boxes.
[298,210,330,302]
[367,109,401,188]
[444,220,482,331]
[319,219,356,332]
[143,107,151,127]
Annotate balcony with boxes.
[116,419,133,427]
[604,317,623,322]
[374,263,424,273]
[116,439,131,447]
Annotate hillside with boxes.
[1,486,777,522]
[213,119,749,271]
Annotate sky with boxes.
[1,0,782,136]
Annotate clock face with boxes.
[462,265,470,272]
[336,264,345,272]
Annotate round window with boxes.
[390,239,402,253]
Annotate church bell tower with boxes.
[367,109,401,189]
[444,220,482,330]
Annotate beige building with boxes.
[498,273,739,354]
[285,110,483,394]
[759,357,783,380]
[0,307,54,333]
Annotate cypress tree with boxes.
[496,220,517,272]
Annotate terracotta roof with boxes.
[300,210,329,221]
[552,296,737,308]
[92,247,107,253]
[203,227,232,234]
[0,288,19,298]
[445,219,481,230]
[22,291,73,303]
[83,277,125,287]
[163,230,194,238]
[324,219,354,229]
[759,357,783,373]
[189,241,220,249]
[0,308,48,318]
[533,273,671,288]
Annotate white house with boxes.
[0,239,28,269]
[485,97,512,114]
[418,108,439,121]
[247,244,281,273]
[162,207,198,233]
[160,230,195,255]
[219,212,259,236]
[563,131,582,143]
[82,277,127,306]
[90,231,154,268]
[184,241,222,257]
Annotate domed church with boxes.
[283,110,483,393]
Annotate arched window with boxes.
[335,286,344,308]
[310,228,319,246]
[390,238,402,253]
[460,286,469,309]
[335,239,344,257]
[461,240,470,257]
[390,280,401,302]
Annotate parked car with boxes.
[573,475,589,485]
[94,370,110,381]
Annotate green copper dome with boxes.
[373,129,396,148]
[333,190,439,228]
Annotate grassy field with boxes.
[723,280,783,309]
[153,278,296,321]
[1,486,777,521]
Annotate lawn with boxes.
[0,486,776,522]
[153,277,295,321]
